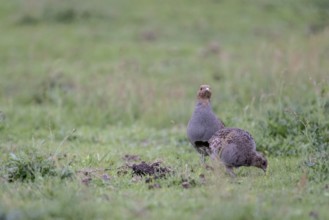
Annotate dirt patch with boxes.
[181,177,197,189]
[117,165,130,176]
[131,161,171,178]
[77,168,110,186]
[117,158,172,181]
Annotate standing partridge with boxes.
[187,85,225,162]
[209,128,267,177]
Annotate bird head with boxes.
[253,152,268,173]
[197,85,212,100]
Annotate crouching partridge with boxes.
[209,128,267,177]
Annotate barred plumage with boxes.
[209,128,267,177]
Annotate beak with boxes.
[205,87,210,91]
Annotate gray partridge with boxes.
[187,85,225,162]
[209,128,267,177]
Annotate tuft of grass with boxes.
[16,0,108,25]
[257,105,329,156]
[304,151,329,183]
[2,150,74,182]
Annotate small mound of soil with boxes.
[131,161,171,178]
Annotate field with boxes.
[0,0,329,219]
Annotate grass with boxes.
[0,0,329,219]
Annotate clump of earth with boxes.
[131,161,171,178]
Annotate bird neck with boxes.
[197,98,210,106]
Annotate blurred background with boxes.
[0,0,328,152]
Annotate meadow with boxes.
[0,0,329,219]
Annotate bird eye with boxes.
[200,88,202,90]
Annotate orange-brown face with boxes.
[198,85,211,100]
